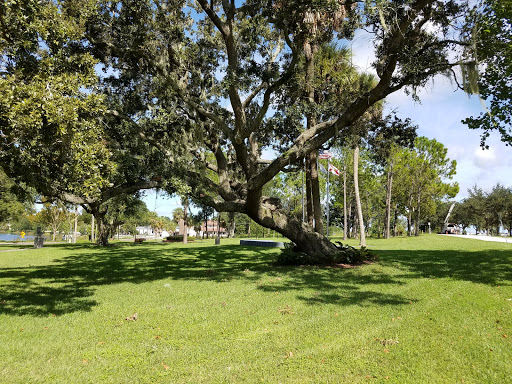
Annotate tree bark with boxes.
[89,204,110,245]
[393,205,398,237]
[407,210,412,237]
[227,212,235,238]
[183,197,188,244]
[245,192,341,264]
[310,151,323,234]
[305,156,314,227]
[348,202,352,239]
[415,188,422,236]
[73,206,78,243]
[384,162,393,239]
[353,145,366,247]
[304,40,323,235]
[343,165,348,241]
[91,214,95,243]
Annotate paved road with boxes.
[440,234,511,243]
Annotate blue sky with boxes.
[385,79,512,199]
[349,29,512,200]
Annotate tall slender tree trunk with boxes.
[215,213,221,245]
[183,197,188,244]
[73,206,78,243]
[407,210,412,237]
[305,156,314,227]
[347,203,352,239]
[227,212,235,238]
[384,162,394,239]
[377,213,381,239]
[393,205,398,237]
[52,224,57,241]
[343,165,348,241]
[304,40,323,234]
[91,214,95,243]
[353,145,366,247]
[310,151,323,234]
[415,190,421,236]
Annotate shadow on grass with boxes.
[1,242,510,317]
[0,243,276,316]
[378,248,512,286]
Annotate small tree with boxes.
[38,202,67,241]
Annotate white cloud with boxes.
[473,147,498,168]
[347,30,377,76]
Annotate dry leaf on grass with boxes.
[376,338,399,346]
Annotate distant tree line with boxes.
[451,184,512,236]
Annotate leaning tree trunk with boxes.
[353,145,366,247]
[245,191,342,264]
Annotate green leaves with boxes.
[463,0,512,146]
[0,0,115,200]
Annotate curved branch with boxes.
[196,0,227,37]
[250,31,300,134]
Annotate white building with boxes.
[136,226,153,236]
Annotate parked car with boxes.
[442,223,460,234]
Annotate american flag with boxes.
[318,149,333,159]
[328,163,340,176]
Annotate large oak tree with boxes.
[3,0,477,261]
[86,0,471,262]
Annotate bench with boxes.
[240,239,284,248]
[134,238,146,243]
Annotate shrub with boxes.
[165,235,196,242]
[274,242,378,266]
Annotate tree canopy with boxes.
[463,0,512,147]
[1,0,481,262]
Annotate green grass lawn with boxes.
[0,235,511,383]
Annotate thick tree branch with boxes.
[196,0,227,37]
[250,31,300,135]
[246,0,436,191]
[242,39,284,109]
[166,75,231,135]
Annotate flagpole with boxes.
[326,160,330,240]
